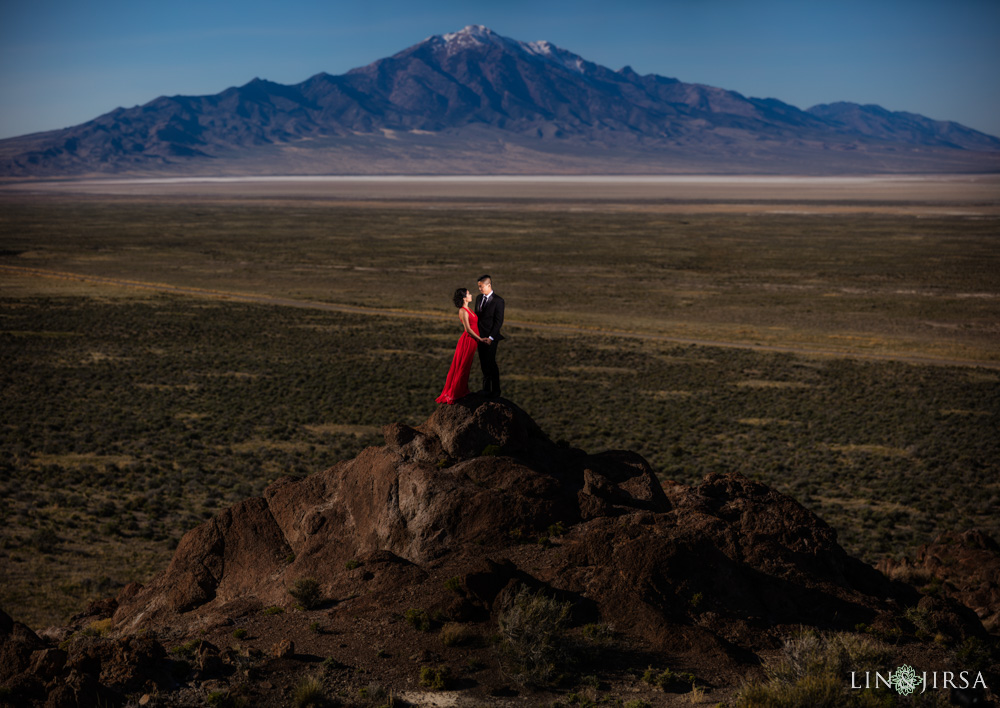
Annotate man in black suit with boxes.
[475,274,505,398]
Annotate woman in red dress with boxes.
[436,288,488,404]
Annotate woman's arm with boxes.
[459,308,485,342]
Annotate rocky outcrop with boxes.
[3,396,992,706]
[112,396,909,647]
[880,529,1000,634]
[113,398,671,630]
[0,608,172,707]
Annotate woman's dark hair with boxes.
[452,288,469,308]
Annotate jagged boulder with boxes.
[0,609,47,692]
[880,529,1000,634]
[112,396,906,654]
[551,471,898,663]
[114,396,663,629]
[0,608,173,707]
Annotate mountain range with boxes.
[2,24,999,178]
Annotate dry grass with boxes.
[303,423,381,437]
[733,380,816,390]
[1,198,998,364]
[822,443,912,458]
[1,195,998,629]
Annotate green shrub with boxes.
[496,584,573,686]
[292,675,326,708]
[28,527,60,553]
[921,576,945,598]
[232,628,248,640]
[440,622,471,647]
[405,608,432,632]
[169,639,200,657]
[82,618,112,637]
[954,636,992,672]
[289,577,322,609]
[207,690,247,708]
[733,630,892,707]
[642,666,695,691]
[359,682,392,703]
[582,623,612,642]
[443,576,462,593]
[904,605,935,638]
[419,665,451,690]
[345,559,361,570]
[481,444,501,457]
[736,673,846,707]
[262,605,284,616]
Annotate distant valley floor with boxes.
[2,173,999,215]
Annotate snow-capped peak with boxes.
[431,26,589,74]
[438,25,501,51]
[442,25,494,41]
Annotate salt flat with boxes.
[3,174,999,214]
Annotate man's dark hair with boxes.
[478,274,492,284]
[452,288,469,308]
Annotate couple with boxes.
[436,274,504,404]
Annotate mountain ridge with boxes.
[2,24,999,178]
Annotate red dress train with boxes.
[436,307,478,404]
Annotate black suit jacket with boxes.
[475,292,505,342]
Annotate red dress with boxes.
[436,307,478,404]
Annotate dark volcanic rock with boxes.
[5,397,995,705]
[114,395,603,629]
[114,395,898,657]
[0,609,174,708]
[880,529,1000,634]
[551,471,899,662]
[0,609,46,684]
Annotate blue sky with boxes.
[1,0,998,140]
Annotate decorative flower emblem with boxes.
[890,664,923,695]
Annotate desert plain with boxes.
[0,173,998,705]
